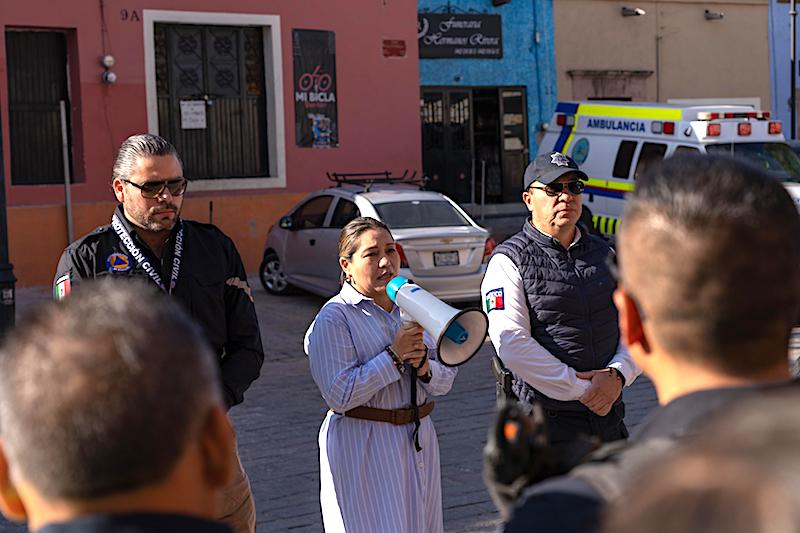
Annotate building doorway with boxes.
[420,87,528,206]
[5,29,74,185]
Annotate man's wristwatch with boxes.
[386,345,406,374]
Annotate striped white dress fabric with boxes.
[305,282,458,533]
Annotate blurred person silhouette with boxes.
[305,217,457,533]
[0,279,235,533]
[486,154,800,532]
[602,387,800,533]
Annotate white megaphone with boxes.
[386,276,489,367]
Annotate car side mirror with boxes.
[279,215,294,230]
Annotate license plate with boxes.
[434,251,459,267]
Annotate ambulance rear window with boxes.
[674,146,700,156]
[613,141,637,179]
[634,143,668,180]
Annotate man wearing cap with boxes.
[481,151,639,446]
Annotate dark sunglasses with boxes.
[122,178,187,199]
[528,180,585,197]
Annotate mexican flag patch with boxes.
[485,287,505,312]
[54,274,71,301]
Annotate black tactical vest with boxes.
[494,221,620,412]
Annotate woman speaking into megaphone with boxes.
[304,217,457,533]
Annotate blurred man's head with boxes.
[615,155,800,402]
[0,280,233,530]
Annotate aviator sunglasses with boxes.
[122,178,188,199]
[528,180,585,197]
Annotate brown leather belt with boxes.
[337,402,435,425]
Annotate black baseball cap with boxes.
[523,152,588,189]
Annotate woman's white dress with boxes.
[305,282,457,533]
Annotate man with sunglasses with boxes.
[53,134,263,533]
[482,151,639,451]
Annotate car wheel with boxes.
[260,252,291,295]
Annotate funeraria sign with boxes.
[417,13,502,59]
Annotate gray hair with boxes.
[0,279,221,500]
[112,134,182,182]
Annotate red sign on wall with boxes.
[382,39,407,58]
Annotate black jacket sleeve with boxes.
[504,477,604,533]
[53,241,95,297]
[219,235,265,408]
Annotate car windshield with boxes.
[374,200,470,229]
[706,142,800,183]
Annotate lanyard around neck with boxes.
[111,213,183,294]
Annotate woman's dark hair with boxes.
[337,217,392,284]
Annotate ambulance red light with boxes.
[746,112,757,119]
[706,123,721,137]
[697,112,719,120]
[483,237,497,264]
[663,122,675,135]
[738,123,752,136]
[768,121,782,135]
[556,114,566,126]
[764,111,771,119]
[724,113,735,119]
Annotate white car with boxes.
[259,184,495,302]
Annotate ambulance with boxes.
[537,101,800,237]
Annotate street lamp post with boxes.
[0,113,17,338]
[792,0,798,139]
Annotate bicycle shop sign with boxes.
[293,29,338,148]
[418,13,502,59]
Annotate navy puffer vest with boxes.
[494,220,620,412]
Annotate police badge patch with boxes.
[550,152,570,167]
[106,253,131,272]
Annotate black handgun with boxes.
[492,355,517,403]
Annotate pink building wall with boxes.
[0,0,422,285]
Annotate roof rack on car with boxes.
[326,170,427,191]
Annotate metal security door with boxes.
[421,89,473,203]
[5,30,72,185]
[500,89,529,203]
[155,24,269,179]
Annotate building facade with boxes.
[417,0,557,211]
[553,0,770,108]
[1,0,421,286]
[769,0,798,135]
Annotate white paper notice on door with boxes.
[180,100,207,129]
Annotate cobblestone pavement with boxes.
[5,283,799,532]
[2,282,660,533]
